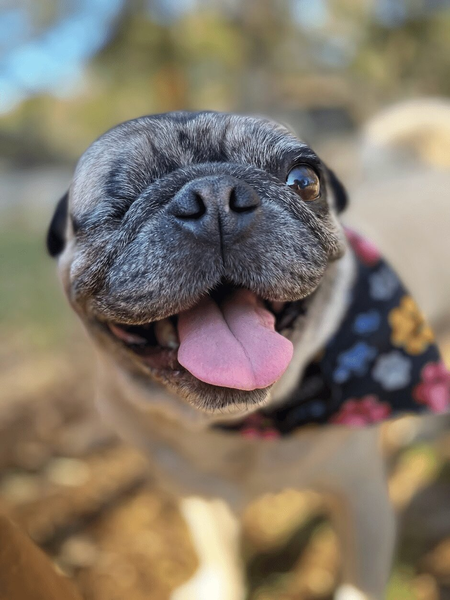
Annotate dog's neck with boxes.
[95,246,355,432]
[269,246,355,406]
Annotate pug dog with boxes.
[48,111,447,600]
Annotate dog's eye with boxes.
[286,165,320,201]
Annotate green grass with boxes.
[0,225,75,350]
[387,566,418,600]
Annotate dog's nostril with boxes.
[170,177,261,236]
[172,191,206,220]
[229,185,260,214]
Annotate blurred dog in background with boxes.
[347,98,450,326]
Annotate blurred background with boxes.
[1,1,450,598]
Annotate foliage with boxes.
[1,1,450,165]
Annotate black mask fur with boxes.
[47,111,348,411]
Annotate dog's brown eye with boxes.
[286,165,320,201]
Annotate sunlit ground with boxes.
[1,222,450,600]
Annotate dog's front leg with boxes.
[170,496,246,600]
[324,427,396,600]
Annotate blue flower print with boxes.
[291,400,327,421]
[369,266,399,301]
[372,351,412,391]
[333,342,377,384]
[309,401,327,418]
[353,310,381,335]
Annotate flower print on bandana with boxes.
[333,341,377,384]
[389,296,434,355]
[413,361,450,413]
[288,400,328,424]
[353,310,381,335]
[331,396,392,427]
[369,265,399,301]
[372,351,412,391]
[239,413,280,440]
[345,228,381,266]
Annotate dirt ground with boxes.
[1,329,450,600]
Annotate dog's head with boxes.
[48,111,347,414]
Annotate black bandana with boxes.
[219,228,450,438]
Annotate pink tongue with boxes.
[177,289,293,390]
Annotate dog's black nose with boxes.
[169,175,261,243]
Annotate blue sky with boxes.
[0,0,432,115]
[0,0,125,113]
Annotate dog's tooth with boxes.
[109,324,147,345]
[271,301,285,313]
[154,319,179,349]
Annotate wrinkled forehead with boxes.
[71,111,312,212]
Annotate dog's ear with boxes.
[47,191,69,257]
[325,166,348,213]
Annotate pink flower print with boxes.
[345,227,381,266]
[331,395,392,427]
[240,413,280,440]
[413,361,450,413]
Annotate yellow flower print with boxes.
[389,296,434,355]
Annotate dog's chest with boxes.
[100,393,365,506]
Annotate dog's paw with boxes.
[170,566,245,600]
[335,584,371,600]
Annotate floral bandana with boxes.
[219,228,450,438]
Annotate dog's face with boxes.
[48,111,347,413]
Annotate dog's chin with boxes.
[156,371,272,413]
[89,282,310,413]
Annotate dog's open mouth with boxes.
[105,285,306,392]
